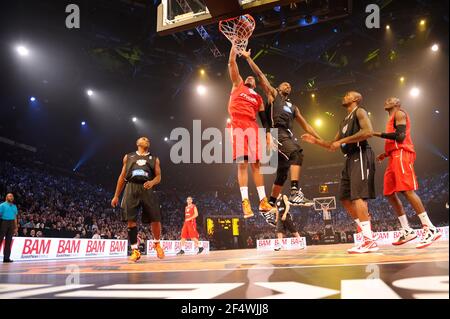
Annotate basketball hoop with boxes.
[219,14,256,56]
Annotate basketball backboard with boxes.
[313,197,336,211]
[157,0,303,35]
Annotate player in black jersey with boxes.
[301,92,378,254]
[242,49,319,207]
[111,137,165,261]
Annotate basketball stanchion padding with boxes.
[219,14,256,56]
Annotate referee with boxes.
[0,193,18,263]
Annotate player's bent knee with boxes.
[290,151,303,166]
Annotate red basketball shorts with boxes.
[384,149,418,196]
[181,221,199,240]
[227,118,261,162]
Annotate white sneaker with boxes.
[348,237,379,254]
[416,227,442,249]
[392,228,417,246]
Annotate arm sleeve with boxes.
[258,111,271,133]
[380,124,406,142]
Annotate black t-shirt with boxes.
[125,152,157,184]
[338,107,369,155]
[267,92,296,134]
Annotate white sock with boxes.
[131,244,138,250]
[240,187,249,200]
[256,186,266,201]
[417,212,434,228]
[360,221,373,240]
[398,215,411,230]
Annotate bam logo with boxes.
[86,240,106,254]
[57,240,81,255]
[22,239,51,255]
[110,241,126,253]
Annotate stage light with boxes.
[86,90,94,97]
[132,117,137,122]
[197,85,207,96]
[400,76,405,83]
[386,25,390,30]
[431,44,439,52]
[314,118,323,128]
[311,93,316,98]
[81,121,86,126]
[435,110,440,114]
[420,19,426,26]
[17,46,29,57]
[164,137,169,142]
[368,112,372,116]
[200,69,206,76]
[30,97,36,102]
[410,87,420,98]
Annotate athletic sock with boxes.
[360,221,373,240]
[256,186,266,201]
[398,214,411,230]
[128,227,138,249]
[240,187,249,201]
[417,212,434,228]
[269,196,277,206]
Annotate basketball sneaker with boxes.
[242,199,254,219]
[154,242,165,259]
[176,249,185,256]
[392,228,417,246]
[347,237,379,254]
[197,247,204,255]
[289,188,314,207]
[130,248,141,262]
[259,197,273,212]
[416,227,442,249]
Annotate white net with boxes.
[219,14,255,55]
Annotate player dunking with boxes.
[302,92,378,254]
[176,196,204,256]
[242,49,318,207]
[111,137,165,262]
[227,44,272,218]
[374,97,441,248]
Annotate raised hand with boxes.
[241,49,251,59]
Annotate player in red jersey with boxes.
[227,44,272,219]
[374,97,441,248]
[176,196,204,255]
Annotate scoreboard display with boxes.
[206,217,240,236]
[206,217,240,249]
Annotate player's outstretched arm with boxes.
[228,45,243,88]
[295,107,321,140]
[111,154,127,207]
[373,110,407,142]
[241,49,277,100]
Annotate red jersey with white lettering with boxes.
[384,109,416,156]
[185,204,197,224]
[228,82,263,122]
[181,204,199,239]
[383,109,418,196]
